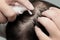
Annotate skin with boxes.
[0,0,34,23]
[35,7,60,40]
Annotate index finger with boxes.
[16,0,34,10]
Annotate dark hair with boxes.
[6,0,60,40]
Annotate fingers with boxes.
[49,7,60,30]
[6,0,15,5]
[0,1,17,22]
[38,17,60,37]
[42,7,60,30]
[42,10,56,19]
[35,26,51,40]
[16,0,34,10]
[0,12,7,23]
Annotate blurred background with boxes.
[0,37,6,40]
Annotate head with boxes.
[6,0,59,40]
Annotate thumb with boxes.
[35,26,50,40]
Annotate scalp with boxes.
[6,0,59,40]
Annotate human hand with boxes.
[0,0,34,23]
[35,7,60,40]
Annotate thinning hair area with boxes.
[6,0,60,40]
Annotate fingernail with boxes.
[28,4,34,10]
[30,5,34,10]
[38,17,40,21]
[35,26,40,31]
[27,1,34,10]
[49,7,58,10]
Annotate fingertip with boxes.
[27,3,34,10]
[42,10,47,16]
[35,26,40,34]
[17,0,34,10]
[37,17,51,25]
[49,7,55,10]
[35,26,39,31]
[49,7,59,10]
[38,17,40,21]
[26,1,34,10]
[38,17,45,22]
